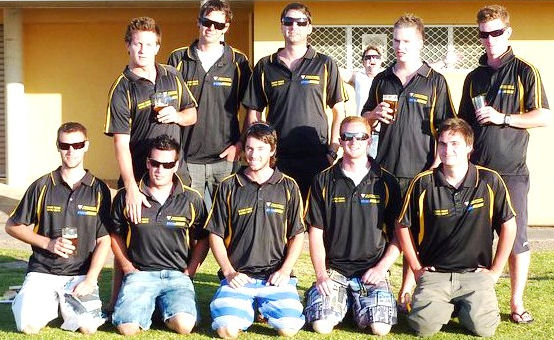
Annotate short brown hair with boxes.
[124,17,161,45]
[57,122,87,141]
[340,116,372,135]
[438,118,474,146]
[243,123,278,168]
[477,4,510,26]
[280,2,312,24]
[199,0,233,23]
[361,45,381,60]
[394,14,425,40]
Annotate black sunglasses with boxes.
[199,17,227,30]
[148,158,177,169]
[340,132,370,142]
[281,17,309,27]
[478,27,507,39]
[363,55,381,61]
[58,141,86,150]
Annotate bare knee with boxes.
[278,328,299,337]
[312,319,334,334]
[21,325,42,335]
[370,322,391,336]
[79,326,98,335]
[117,323,141,336]
[166,313,195,335]
[216,326,240,339]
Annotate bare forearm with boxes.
[110,234,135,273]
[177,106,197,126]
[490,218,516,273]
[5,220,50,249]
[309,227,328,278]
[209,234,236,276]
[330,102,345,147]
[374,239,401,272]
[186,238,209,277]
[279,232,304,274]
[85,235,111,282]
[244,109,262,129]
[113,134,137,189]
[396,225,422,271]
[509,108,551,129]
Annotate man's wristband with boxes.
[503,113,512,126]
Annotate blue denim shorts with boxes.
[112,270,197,330]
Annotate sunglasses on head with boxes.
[281,17,310,27]
[58,141,86,150]
[199,17,227,30]
[363,55,381,61]
[478,27,507,39]
[148,158,177,169]
[340,132,370,142]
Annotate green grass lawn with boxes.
[0,248,553,339]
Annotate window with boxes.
[309,25,484,71]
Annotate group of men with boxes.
[5,1,550,339]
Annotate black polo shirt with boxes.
[242,46,348,158]
[205,167,306,279]
[305,160,401,278]
[9,168,111,276]
[104,63,197,181]
[398,163,515,272]
[363,62,456,178]
[168,41,252,164]
[458,47,549,176]
[111,174,208,272]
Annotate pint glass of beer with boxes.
[383,94,398,121]
[62,226,78,256]
[152,92,173,112]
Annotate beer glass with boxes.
[61,226,78,256]
[383,94,398,121]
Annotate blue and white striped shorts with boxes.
[210,278,305,332]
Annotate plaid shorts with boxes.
[304,269,397,328]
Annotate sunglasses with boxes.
[478,27,507,39]
[148,158,177,169]
[199,17,227,30]
[363,55,381,61]
[281,17,310,27]
[340,132,370,142]
[58,141,86,150]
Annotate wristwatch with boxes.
[503,114,512,126]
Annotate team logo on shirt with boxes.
[265,202,284,214]
[300,74,320,85]
[238,207,253,216]
[140,217,150,224]
[213,76,232,87]
[137,99,152,110]
[498,84,515,95]
[271,79,286,87]
[332,196,346,203]
[166,215,188,227]
[77,204,98,216]
[433,209,449,216]
[187,80,199,87]
[465,197,485,211]
[360,193,380,204]
[408,93,428,105]
[46,205,62,213]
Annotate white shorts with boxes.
[12,272,104,332]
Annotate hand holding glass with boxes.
[383,94,398,121]
[61,226,78,256]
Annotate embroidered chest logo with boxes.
[140,217,150,224]
[360,193,380,204]
[433,209,450,216]
[332,196,346,203]
[265,202,284,214]
[213,76,232,87]
[166,215,188,227]
[465,197,485,211]
[300,74,320,85]
[498,84,515,95]
[187,80,199,87]
[271,79,286,87]
[46,205,62,213]
[77,204,98,216]
[238,207,253,216]
[408,92,429,105]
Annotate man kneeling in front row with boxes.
[110,134,209,335]
[396,118,516,337]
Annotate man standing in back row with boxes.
[168,0,251,200]
[362,14,456,308]
[243,2,348,199]
[458,4,551,324]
